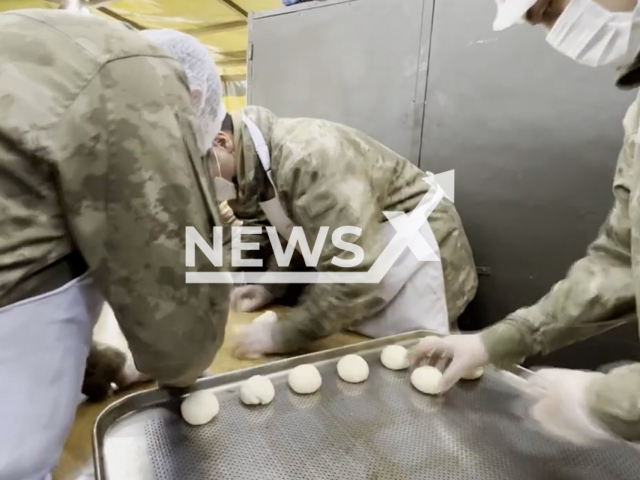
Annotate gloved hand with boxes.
[520,368,614,446]
[408,333,490,393]
[230,321,279,359]
[230,285,274,312]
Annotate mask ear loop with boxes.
[211,147,223,179]
[212,147,243,285]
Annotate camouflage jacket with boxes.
[482,89,640,442]
[0,10,229,387]
[227,106,478,352]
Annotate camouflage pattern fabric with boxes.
[482,90,640,441]
[227,106,478,352]
[0,10,229,388]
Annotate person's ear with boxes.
[213,131,234,154]
[189,88,203,108]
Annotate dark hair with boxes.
[221,112,234,133]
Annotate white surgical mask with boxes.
[214,177,237,202]
[546,0,640,68]
[211,150,237,202]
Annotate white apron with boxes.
[0,272,103,480]
[242,116,449,337]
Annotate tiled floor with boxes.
[54,309,364,480]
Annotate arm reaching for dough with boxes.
[59,55,229,388]
[269,155,384,353]
[481,128,635,366]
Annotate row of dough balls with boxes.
[180,344,484,426]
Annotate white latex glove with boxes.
[408,333,490,393]
[230,322,278,359]
[521,368,614,446]
[230,285,274,312]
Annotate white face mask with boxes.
[214,177,237,202]
[546,0,640,68]
[211,150,237,202]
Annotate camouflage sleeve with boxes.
[481,144,635,366]
[55,55,229,387]
[586,363,640,442]
[224,216,270,288]
[262,243,309,300]
[228,208,306,298]
[270,153,384,353]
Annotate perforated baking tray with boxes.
[93,330,640,480]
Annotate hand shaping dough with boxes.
[461,367,484,381]
[240,375,275,405]
[181,390,220,425]
[380,345,410,371]
[410,366,443,395]
[337,354,369,383]
[253,311,278,324]
[288,364,322,394]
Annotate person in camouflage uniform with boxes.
[0,11,229,479]
[411,0,640,448]
[209,106,478,358]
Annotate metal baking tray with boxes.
[93,330,640,480]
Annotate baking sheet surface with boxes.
[95,331,640,479]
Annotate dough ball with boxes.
[410,366,443,395]
[240,375,275,405]
[337,354,369,383]
[288,364,322,394]
[380,345,410,371]
[253,311,278,324]
[461,367,484,381]
[180,390,220,425]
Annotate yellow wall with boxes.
[223,96,246,113]
[0,1,250,111]
[222,79,247,112]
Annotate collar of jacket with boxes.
[228,106,278,219]
[616,52,640,90]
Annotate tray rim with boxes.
[92,329,531,480]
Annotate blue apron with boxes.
[0,272,103,480]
